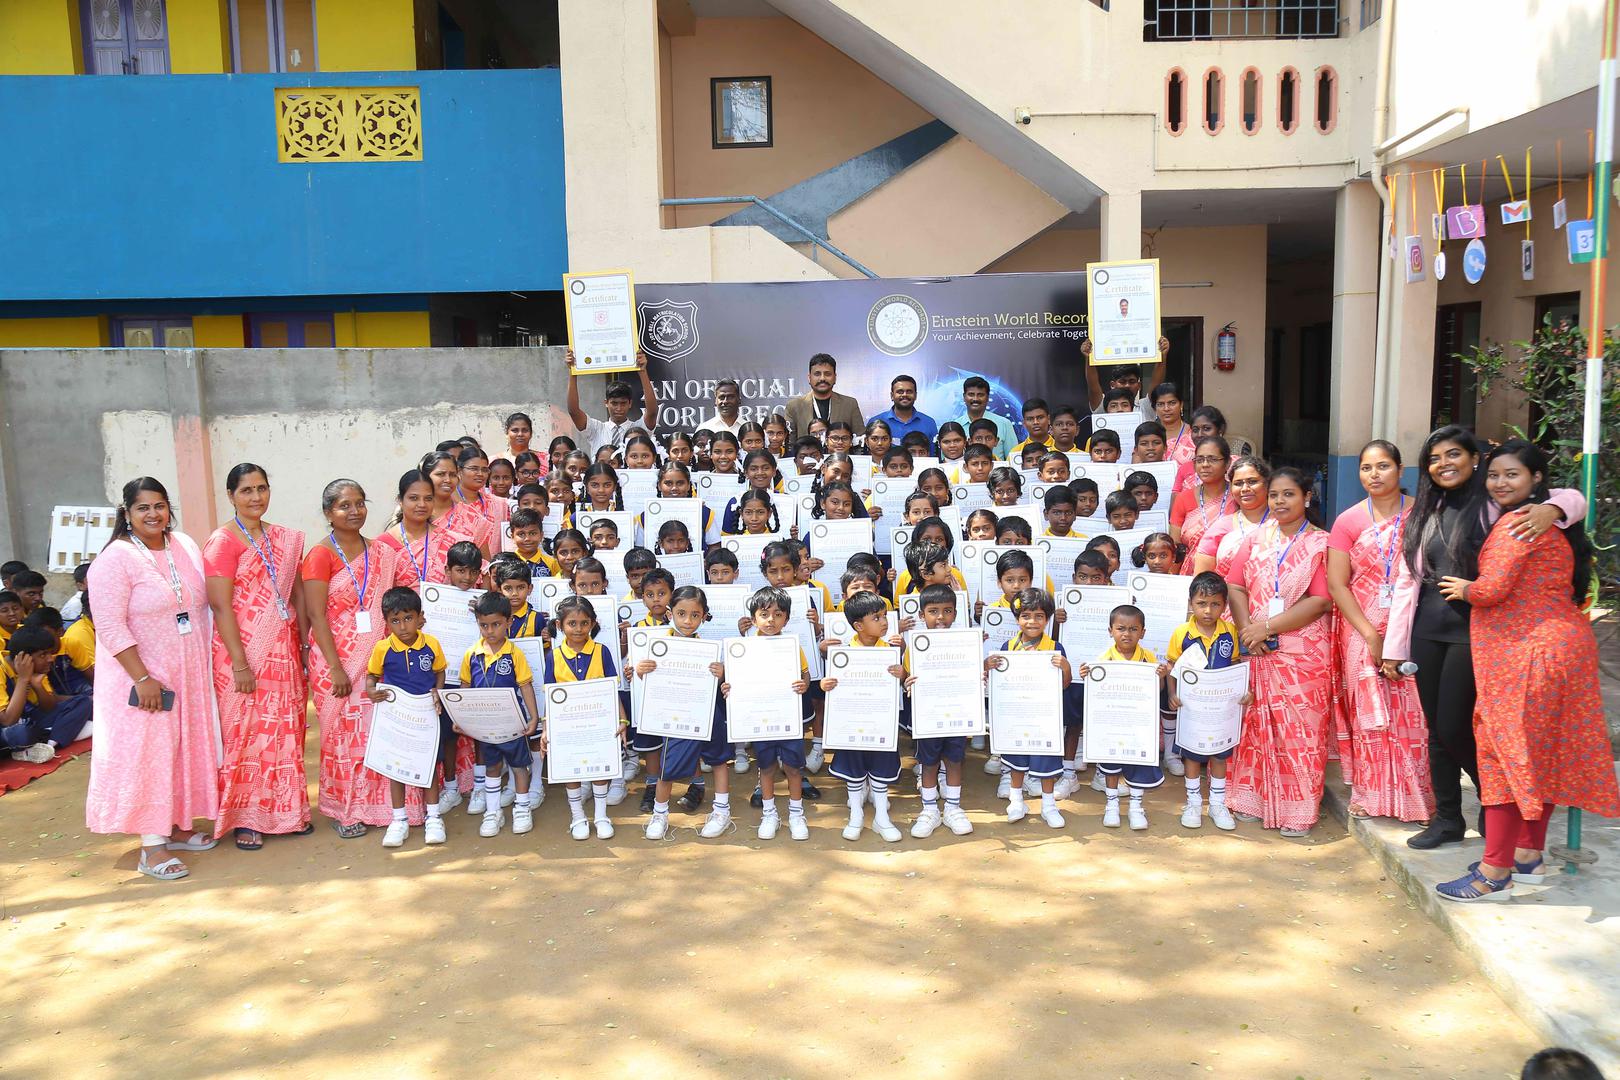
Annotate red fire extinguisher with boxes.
[1216,322,1237,371]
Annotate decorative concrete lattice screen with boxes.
[275,87,422,163]
[47,507,118,573]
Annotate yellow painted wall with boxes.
[0,0,82,74]
[167,0,231,73]
[334,311,431,347]
[192,315,245,347]
[0,317,107,347]
[316,0,416,71]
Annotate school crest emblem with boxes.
[638,299,700,362]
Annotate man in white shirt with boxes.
[695,379,744,436]
[1082,336,1168,419]
[565,348,659,457]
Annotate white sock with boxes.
[846,780,867,814]
[943,784,962,808]
[714,793,731,811]
[1129,788,1144,807]
[426,805,442,821]
[1162,724,1177,757]
[788,799,804,818]
[1210,776,1228,804]
[1009,783,1026,807]
[1186,776,1202,800]
[1105,789,1120,805]
[870,782,892,823]
[592,781,609,820]
[811,737,824,751]
[1041,793,1056,813]
[920,787,939,809]
[473,764,487,785]
[763,797,779,818]
[392,807,408,822]
[567,787,586,821]
[653,800,669,815]
[483,776,502,811]
[1062,759,1076,777]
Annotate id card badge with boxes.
[354,611,373,634]
[1377,583,1394,609]
[176,612,193,636]
[1267,597,1285,618]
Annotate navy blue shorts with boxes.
[437,707,458,754]
[1094,762,1165,788]
[829,748,901,784]
[1174,744,1235,764]
[913,736,967,766]
[1002,753,1063,778]
[480,736,534,770]
[660,727,733,780]
[753,737,806,771]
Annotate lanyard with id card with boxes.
[1369,496,1405,609]
[329,535,373,634]
[134,537,193,635]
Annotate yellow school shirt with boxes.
[61,618,95,668]
[515,549,562,576]
[460,639,535,686]
[1099,642,1157,664]
[509,603,542,639]
[0,654,53,709]
[1011,434,1056,457]
[895,565,968,596]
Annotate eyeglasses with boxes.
[1193,455,1226,465]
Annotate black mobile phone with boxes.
[129,686,176,711]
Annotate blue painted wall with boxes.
[0,69,566,301]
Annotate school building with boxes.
[0,0,1614,516]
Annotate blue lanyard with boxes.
[1367,495,1405,582]
[1273,521,1309,594]
[328,534,370,610]
[1236,507,1269,538]
[1197,484,1229,530]
[235,518,285,609]
[473,648,504,688]
[398,522,430,580]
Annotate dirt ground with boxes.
[1,745,1540,1080]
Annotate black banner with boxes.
[634,272,1091,435]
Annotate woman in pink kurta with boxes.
[1224,467,1335,835]
[86,477,221,880]
[204,464,310,848]
[1325,441,1434,823]
[302,479,421,837]
[1169,436,1235,575]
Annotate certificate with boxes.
[906,628,985,738]
[867,479,912,554]
[1117,461,1179,510]
[532,577,570,613]
[695,471,743,513]
[823,646,901,751]
[781,474,813,495]
[987,650,1063,756]
[847,454,877,480]
[1037,535,1094,583]
[1132,509,1169,533]
[807,519,873,572]
[563,269,639,374]
[951,482,994,514]
[593,545,630,598]
[990,503,1042,534]
[981,605,1018,656]
[1057,584,1129,661]
[1095,527,1155,565]
[543,677,622,783]
[898,589,970,628]
[573,509,637,548]
[823,609,898,643]
[1127,571,1188,655]
[641,497,704,550]
[363,689,442,786]
[722,533,783,588]
[771,492,800,535]
[977,543,1047,595]
[627,624,672,724]
[1081,661,1161,765]
[723,636,803,742]
[440,686,531,744]
[1174,662,1249,756]
[697,583,755,641]
[619,469,658,513]
[782,585,823,680]
[955,540,995,605]
[1067,459,1121,491]
[657,551,704,589]
[418,584,485,684]
[637,635,721,740]
[1085,258,1161,363]
[1089,412,1138,460]
[616,599,648,628]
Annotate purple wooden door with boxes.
[85,0,169,75]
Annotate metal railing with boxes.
[1145,0,1340,40]
[660,196,878,278]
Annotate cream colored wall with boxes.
[984,224,1269,443]
[665,17,933,227]
[827,135,1066,276]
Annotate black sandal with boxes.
[290,822,315,836]
[234,828,264,851]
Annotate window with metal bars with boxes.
[1143,0,1339,41]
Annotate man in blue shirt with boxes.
[867,374,938,445]
[949,375,1019,458]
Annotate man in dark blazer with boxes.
[782,353,867,439]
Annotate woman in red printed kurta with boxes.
[1325,441,1435,823]
[204,464,310,848]
[302,479,421,837]
[1224,467,1335,834]
[1433,441,1620,901]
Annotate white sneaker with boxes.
[806,743,825,773]
[1102,802,1121,828]
[424,816,446,844]
[1022,775,1041,797]
[480,809,502,837]
[700,807,732,838]
[788,814,810,841]
[1128,804,1149,831]
[970,735,986,751]
[911,807,941,838]
[569,817,590,841]
[996,773,1011,799]
[467,787,487,814]
[1053,774,1078,799]
[594,817,615,839]
[436,787,463,814]
[758,814,779,840]
[512,803,534,834]
[1209,801,1237,831]
[1006,800,1028,823]
[842,811,864,841]
[733,747,751,774]
[644,811,669,840]
[1180,800,1203,829]
[942,803,974,835]
[1091,769,1108,792]
[982,754,1003,775]
[1040,806,1066,829]
[381,819,410,847]
[873,817,902,843]
[502,773,517,806]
[528,785,545,810]
[1165,753,1186,777]
[621,755,639,782]
[606,778,626,806]
[15,743,54,764]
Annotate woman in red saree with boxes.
[1225,467,1334,835]
[204,464,311,849]
[1433,441,1620,901]
[456,445,509,528]
[1169,435,1235,575]
[422,450,496,558]
[1191,456,1271,580]
[1325,441,1434,822]
[302,479,421,837]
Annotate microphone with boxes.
[1397,661,1419,676]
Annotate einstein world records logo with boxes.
[637,299,700,362]
[867,294,929,356]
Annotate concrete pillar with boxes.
[162,349,218,546]
[0,354,20,563]
[1100,191,1142,262]
[1326,180,1381,516]
[1383,163,1440,470]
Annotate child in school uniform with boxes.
[1089,429,1122,464]
[1066,550,1116,794]
[1123,471,1161,513]
[627,563,675,815]
[1,626,93,763]
[364,588,449,847]
[1132,422,1168,465]
[1042,486,1083,538]
[461,592,542,838]
[508,508,561,576]
[904,582,975,837]
[1104,491,1141,532]
[542,595,628,841]
[492,559,546,811]
[0,591,25,651]
[1078,604,1171,830]
[1165,572,1252,831]
[819,591,907,843]
[984,588,1071,828]
[635,581,727,840]
[722,586,811,840]
[760,542,826,775]
[1068,478,1102,521]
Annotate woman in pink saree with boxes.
[1224,467,1335,835]
[204,464,311,849]
[1169,435,1235,575]
[1325,441,1434,822]
[1191,456,1271,580]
